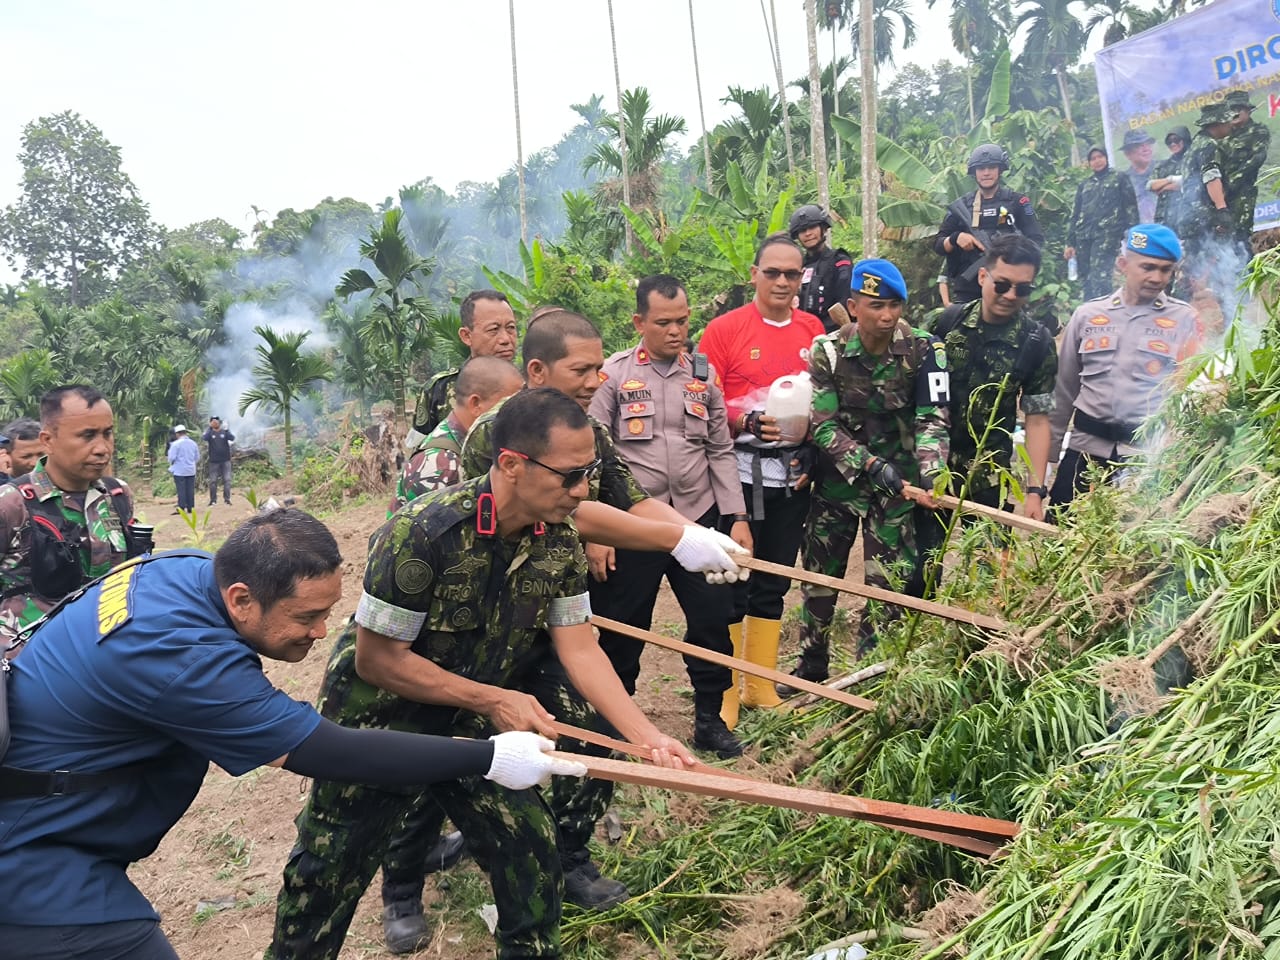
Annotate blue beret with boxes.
[1125,223,1182,261]
[850,258,908,301]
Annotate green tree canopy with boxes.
[0,111,154,307]
[238,325,333,473]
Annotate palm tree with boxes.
[606,0,632,251]
[688,0,713,192]
[238,326,333,474]
[805,0,830,208]
[335,208,436,430]
[761,0,797,178]
[706,86,785,190]
[584,87,687,212]
[324,298,375,426]
[508,0,527,245]
[0,349,60,421]
[926,0,1012,126]
[1016,0,1086,164]
[828,0,919,69]
[1083,0,1142,45]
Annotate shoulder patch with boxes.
[394,559,432,594]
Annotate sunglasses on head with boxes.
[501,448,602,489]
[991,278,1034,297]
[759,268,804,282]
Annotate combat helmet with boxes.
[966,143,1010,175]
[788,204,832,239]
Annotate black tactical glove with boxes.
[1210,207,1234,237]
[742,410,769,441]
[866,457,905,497]
[790,444,817,482]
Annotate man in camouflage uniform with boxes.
[1049,224,1203,508]
[1150,126,1191,230]
[379,356,524,953]
[778,260,950,691]
[1224,90,1271,257]
[406,290,519,448]
[1180,103,1238,291]
[0,385,136,651]
[392,357,525,514]
[1065,146,1138,301]
[461,309,746,910]
[268,389,697,960]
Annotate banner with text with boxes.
[1094,0,1280,232]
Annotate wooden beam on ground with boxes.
[546,720,1000,856]
[736,556,1007,632]
[591,616,876,712]
[556,752,1016,855]
[903,484,1064,537]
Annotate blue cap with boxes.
[1125,223,1182,261]
[850,258,908,301]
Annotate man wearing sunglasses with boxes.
[1150,126,1191,230]
[777,259,950,691]
[698,233,827,712]
[1048,224,1202,510]
[270,389,697,960]
[1224,90,1270,257]
[459,309,748,911]
[923,234,1056,564]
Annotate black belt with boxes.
[743,446,798,521]
[0,760,159,799]
[1073,409,1140,445]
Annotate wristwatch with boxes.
[1026,486,1048,498]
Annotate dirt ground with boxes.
[124,485,866,960]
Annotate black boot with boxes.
[381,882,431,955]
[692,693,744,758]
[422,829,468,875]
[775,623,829,698]
[562,849,629,911]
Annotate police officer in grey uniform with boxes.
[1049,224,1202,508]
[589,274,751,758]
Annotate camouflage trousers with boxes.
[267,639,564,960]
[1075,234,1123,301]
[799,493,918,654]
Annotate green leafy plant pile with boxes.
[567,249,1280,960]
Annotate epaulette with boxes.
[426,367,460,387]
[405,479,484,542]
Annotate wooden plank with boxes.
[546,722,1000,856]
[736,556,1007,632]
[591,616,876,712]
[556,752,1019,848]
[903,484,1063,538]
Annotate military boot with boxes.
[422,829,467,875]
[562,849,629,911]
[775,621,830,698]
[381,882,431,955]
[693,693,745,758]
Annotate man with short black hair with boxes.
[409,290,519,443]
[1,418,43,476]
[269,390,694,960]
[1049,224,1202,509]
[202,415,235,505]
[0,386,137,648]
[0,508,582,960]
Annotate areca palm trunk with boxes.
[607,0,632,253]
[806,0,830,208]
[765,0,796,178]
[832,25,842,172]
[509,0,527,246]
[284,403,293,475]
[689,0,713,192]
[860,0,877,255]
[1055,64,1081,166]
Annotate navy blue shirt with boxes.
[0,554,320,925]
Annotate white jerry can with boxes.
[765,372,813,446]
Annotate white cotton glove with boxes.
[484,732,588,790]
[670,525,750,584]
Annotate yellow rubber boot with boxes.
[720,620,744,730]
[739,615,784,709]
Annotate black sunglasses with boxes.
[759,268,804,282]
[501,448,602,489]
[992,278,1034,297]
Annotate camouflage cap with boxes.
[1195,102,1235,127]
[1224,89,1256,110]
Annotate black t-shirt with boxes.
[202,427,234,463]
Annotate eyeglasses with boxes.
[759,268,804,282]
[500,448,602,489]
[991,278,1034,298]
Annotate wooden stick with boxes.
[735,556,1007,632]
[788,662,889,711]
[903,484,1064,537]
[546,720,998,855]
[591,616,877,712]
[555,752,1017,851]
